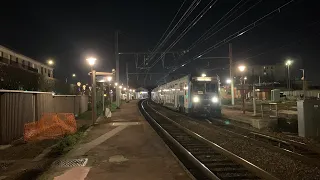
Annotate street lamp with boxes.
[86,57,97,125]
[72,73,76,77]
[226,79,232,84]
[285,60,293,89]
[238,65,246,72]
[238,65,246,114]
[115,82,118,86]
[47,59,54,65]
[107,76,112,82]
[201,73,206,77]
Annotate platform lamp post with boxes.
[107,76,112,109]
[238,65,246,114]
[87,57,97,125]
[285,60,293,90]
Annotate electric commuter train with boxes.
[151,74,221,117]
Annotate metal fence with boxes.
[283,90,320,98]
[0,90,88,144]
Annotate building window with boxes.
[41,67,43,74]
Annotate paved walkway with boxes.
[50,100,190,180]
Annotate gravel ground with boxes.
[149,103,320,180]
[219,116,320,149]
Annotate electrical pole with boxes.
[300,69,306,100]
[253,84,256,116]
[115,31,120,107]
[92,69,96,124]
[229,43,235,105]
[126,62,129,102]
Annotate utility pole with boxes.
[229,43,235,105]
[300,69,306,100]
[115,31,120,107]
[253,84,256,116]
[92,69,96,124]
[126,62,129,102]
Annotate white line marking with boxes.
[205,119,212,124]
[70,125,128,157]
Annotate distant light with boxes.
[244,76,247,80]
[124,88,126,90]
[107,76,112,82]
[285,60,293,66]
[133,89,135,92]
[201,73,206,77]
[181,64,185,67]
[52,92,56,96]
[238,65,246,72]
[77,82,81,87]
[226,79,232,84]
[115,82,118,86]
[119,86,122,89]
[129,89,132,92]
[86,57,97,66]
[104,94,107,97]
[72,74,76,77]
[82,85,86,90]
[48,60,54,65]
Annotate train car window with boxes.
[192,81,205,92]
[206,83,217,92]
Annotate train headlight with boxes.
[212,96,219,103]
[193,96,200,103]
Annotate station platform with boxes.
[49,100,190,180]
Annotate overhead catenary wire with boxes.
[144,0,219,83]
[145,0,201,65]
[147,0,218,70]
[187,0,262,52]
[156,0,296,84]
[187,0,249,51]
[150,0,187,55]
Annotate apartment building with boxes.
[0,45,53,77]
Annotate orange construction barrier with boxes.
[24,113,77,142]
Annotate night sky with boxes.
[1,0,319,88]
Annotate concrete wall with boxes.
[0,90,88,144]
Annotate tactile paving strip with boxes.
[52,158,88,167]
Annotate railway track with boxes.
[208,117,320,166]
[147,101,320,167]
[139,100,278,180]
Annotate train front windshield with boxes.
[192,81,218,93]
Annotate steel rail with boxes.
[141,100,279,180]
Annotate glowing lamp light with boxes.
[226,79,232,84]
[201,73,206,77]
[238,65,246,72]
[48,60,54,65]
[115,82,118,86]
[285,60,293,66]
[86,57,97,66]
[107,76,112,82]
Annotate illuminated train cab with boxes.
[152,74,221,117]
